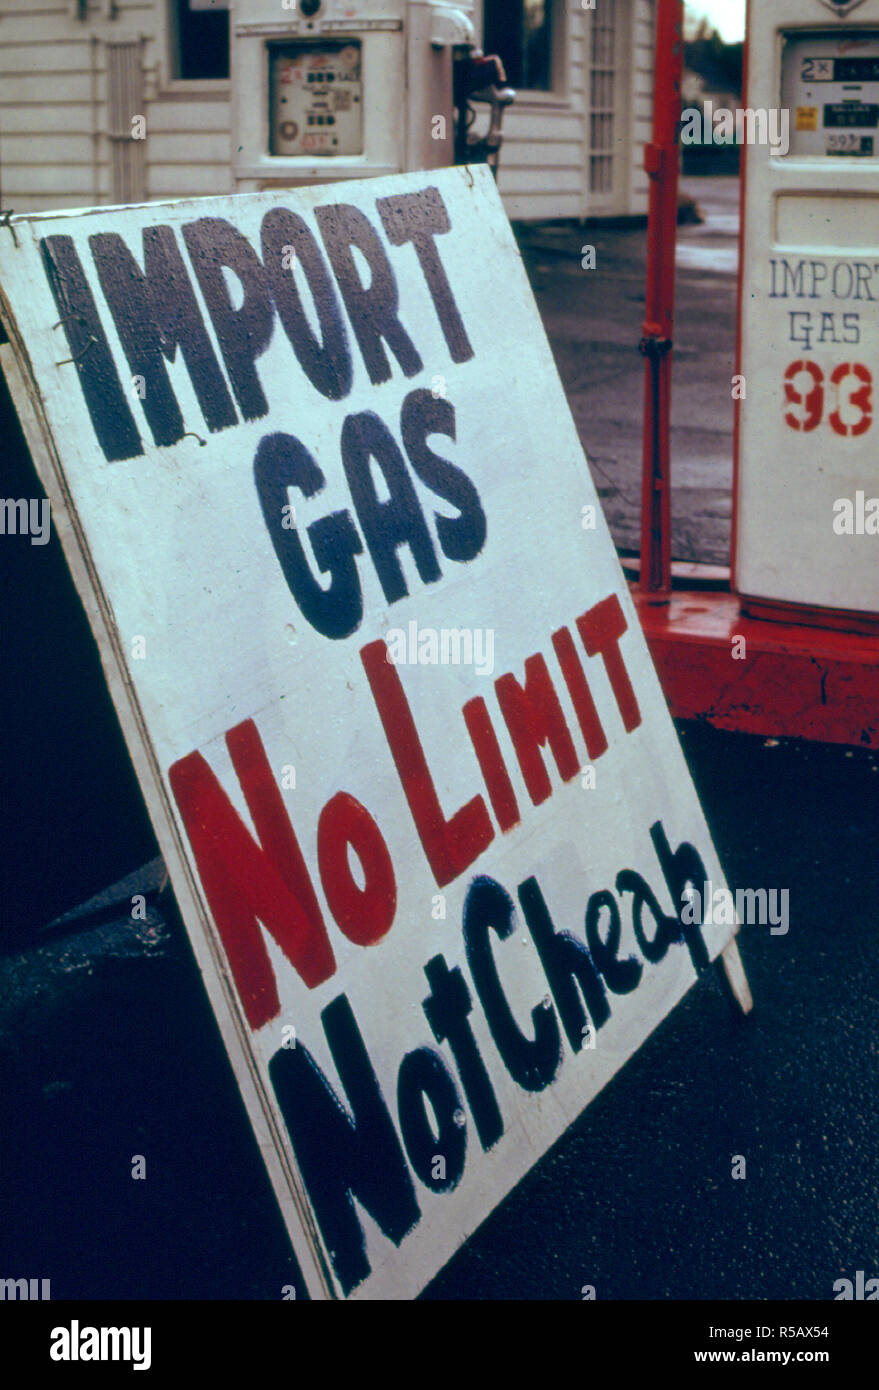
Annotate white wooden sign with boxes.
[0,166,748,1300]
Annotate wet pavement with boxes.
[518,175,740,567]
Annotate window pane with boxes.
[484,0,553,92]
[174,0,229,80]
[522,1,552,90]
[589,0,616,194]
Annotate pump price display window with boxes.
[782,30,879,158]
[269,41,363,157]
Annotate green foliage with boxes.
[685,19,743,98]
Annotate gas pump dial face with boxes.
[783,30,879,157]
[269,40,364,157]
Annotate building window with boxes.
[483,0,554,93]
[172,0,229,81]
[589,0,616,194]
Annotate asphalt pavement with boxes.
[518,174,740,566]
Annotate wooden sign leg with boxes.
[717,938,754,1015]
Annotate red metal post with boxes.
[639,0,684,600]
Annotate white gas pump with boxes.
[232,0,475,192]
[735,0,879,632]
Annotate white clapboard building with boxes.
[0,0,655,221]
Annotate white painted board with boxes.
[0,165,741,1299]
